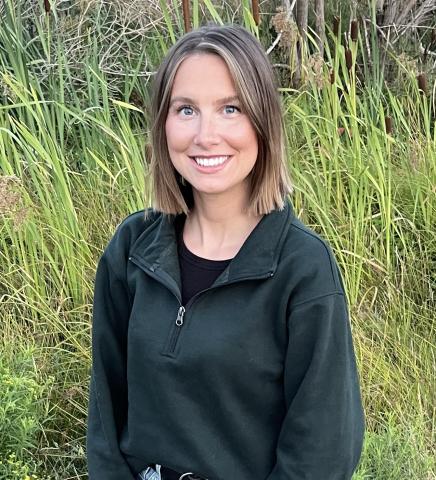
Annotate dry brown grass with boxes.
[0,175,29,229]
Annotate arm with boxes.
[266,293,365,480]
[87,254,136,479]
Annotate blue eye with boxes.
[177,106,194,116]
[224,105,240,114]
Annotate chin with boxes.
[190,180,224,191]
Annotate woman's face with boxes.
[165,53,258,203]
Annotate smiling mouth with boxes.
[190,155,231,167]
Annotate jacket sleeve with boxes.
[266,293,365,480]
[87,253,136,479]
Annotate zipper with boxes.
[129,255,274,356]
[166,306,185,354]
[163,287,214,356]
[176,306,185,326]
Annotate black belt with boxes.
[160,465,207,480]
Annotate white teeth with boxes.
[194,156,229,167]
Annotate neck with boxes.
[183,186,262,260]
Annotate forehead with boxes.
[170,53,238,97]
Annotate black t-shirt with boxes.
[175,216,233,306]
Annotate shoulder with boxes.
[100,208,163,269]
[114,208,161,241]
[279,216,346,305]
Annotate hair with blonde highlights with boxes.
[149,24,292,216]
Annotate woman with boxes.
[87,24,365,480]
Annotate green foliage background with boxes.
[0,0,434,478]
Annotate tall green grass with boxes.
[0,1,434,478]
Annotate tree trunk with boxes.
[395,0,418,26]
[314,0,325,57]
[383,0,399,27]
[296,0,308,42]
[293,0,308,87]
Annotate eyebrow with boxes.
[169,95,240,107]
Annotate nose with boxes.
[193,113,220,147]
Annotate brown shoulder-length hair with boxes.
[149,24,292,216]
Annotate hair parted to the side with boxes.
[149,23,292,216]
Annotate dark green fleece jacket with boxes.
[87,200,365,480]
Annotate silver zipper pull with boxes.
[176,306,185,326]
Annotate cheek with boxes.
[230,123,258,154]
[165,118,193,151]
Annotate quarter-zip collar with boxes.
[129,199,294,293]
